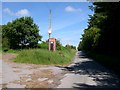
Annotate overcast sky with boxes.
[2,2,94,47]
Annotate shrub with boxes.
[37,41,48,49]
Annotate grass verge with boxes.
[14,49,76,65]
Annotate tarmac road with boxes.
[57,51,120,89]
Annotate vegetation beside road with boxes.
[78,3,120,56]
[1,42,76,65]
[1,16,76,65]
[14,48,76,65]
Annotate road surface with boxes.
[0,51,120,89]
[57,51,120,89]
[0,57,64,88]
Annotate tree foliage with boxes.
[78,2,120,56]
[56,40,63,50]
[65,44,76,50]
[79,27,100,51]
[2,17,42,49]
[37,41,48,49]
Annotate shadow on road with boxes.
[57,51,120,89]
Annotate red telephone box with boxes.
[48,38,56,51]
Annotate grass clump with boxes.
[14,49,76,65]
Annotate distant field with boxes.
[14,49,76,65]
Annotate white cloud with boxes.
[16,9,29,16]
[3,8,30,17]
[65,6,81,12]
[3,8,14,15]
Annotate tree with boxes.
[37,41,48,49]
[65,44,76,50]
[56,40,62,50]
[78,2,120,56]
[2,17,42,49]
[79,27,100,51]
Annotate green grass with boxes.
[2,47,21,53]
[0,47,2,52]
[14,49,76,65]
